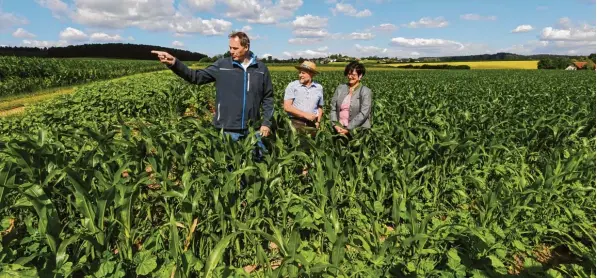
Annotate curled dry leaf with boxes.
[0,218,15,236]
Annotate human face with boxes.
[229,37,248,61]
[298,70,313,85]
[346,69,361,87]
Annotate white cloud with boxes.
[288,38,324,44]
[317,46,329,52]
[540,22,595,41]
[390,37,463,49]
[221,0,303,24]
[511,25,534,33]
[67,0,232,36]
[405,17,448,28]
[498,39,596,56]
[290,14,330,43]
[557,17,573,29]
[293,14,328,29]
[283,49,328,59]
[460,14,497,21]
[262,53,273,59]
[70,0,176,29]
[185,0,216,11]
[293,29,329,38]
[350,32,375,40]
[241,25,252,32]
[22,39,68,48]
[36,0,70,18]
[170,17,233,35]
[59,27,88,41]
[13,28,36,39]
[355,44,387,56]
[172,40,185,48]
[128,36,135,41]
[90,33,124,42]
[410,51,420,56]
[371,23,397,32]
[387,37,493,57]
[331,3,372,17]
[0,11,28,30]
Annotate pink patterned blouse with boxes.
[339,93,351,127]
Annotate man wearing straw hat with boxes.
[283,60,324,136]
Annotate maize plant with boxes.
[0,68,595,277]
[0,56,165,98]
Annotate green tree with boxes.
[583,60,595,70]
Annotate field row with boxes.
[0,56,166,99]
[0,69,595,277]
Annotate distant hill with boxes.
[0,43,208,61]
[417,52,588,62]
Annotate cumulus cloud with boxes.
[288,38,324,44]
[37,0,233,36]
[170,17,233,35]
[283,48,328,59]
[289,14,330,44]
[90,33,124,42]
[0,11,28,30]
[35,0,70,18]
[22,39,68,48]
[350,32,375,40]
[292,14,328,29]
[387,36,491,57]
[59,27,88,41]
[370,23,397,32]
[185,0,216,11]
[405,17,448,28]
[540,25,595,41]
[13,28,36,38]
[293,29,329,38]
[355,44,387,55]
[221,0,303,24]
[511,25,534,33]
[390,37,464,49]
[460,14,497,21]
[331,3,372,17]
[172,40,185,48]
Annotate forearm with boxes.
[284,104,311,119]
[317,107,323,122]
[169,59,215,85]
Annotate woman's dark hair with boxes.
[344,61,366,77]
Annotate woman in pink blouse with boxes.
[330,61,373,137]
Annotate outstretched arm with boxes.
[151,50,217,85]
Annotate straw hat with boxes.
[294,61,319,75]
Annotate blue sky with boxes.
[1,0,595,59]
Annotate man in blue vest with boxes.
[151,31,274,160]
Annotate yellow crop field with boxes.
[387,60,540,69]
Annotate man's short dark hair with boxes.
[344,61,366,77]
[229,31,250,49]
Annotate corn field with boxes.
[0,57,165,98]
[0,68,595,277]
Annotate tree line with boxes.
[537,53,596,69]
[0,43,208,61]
